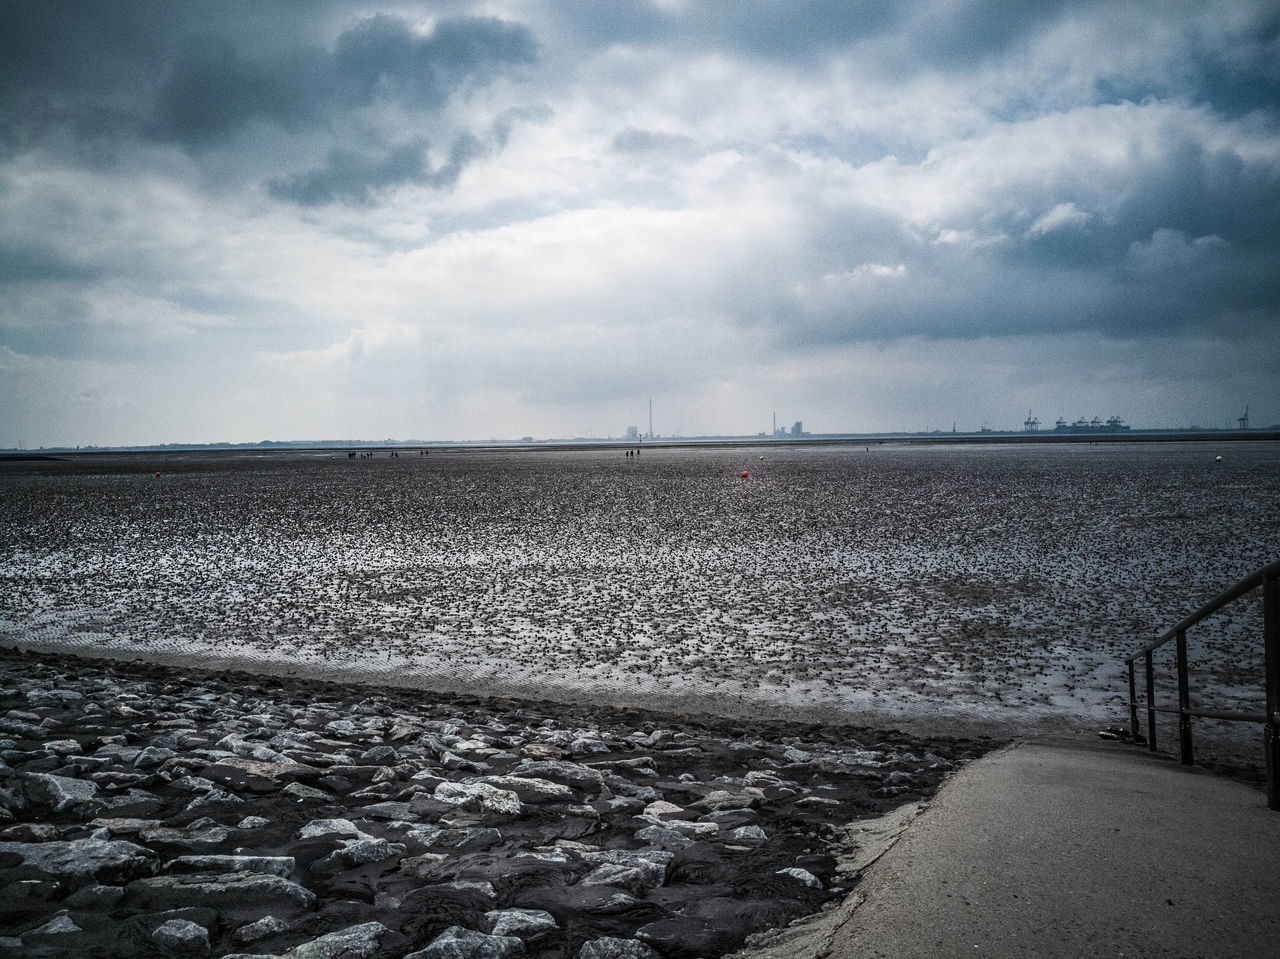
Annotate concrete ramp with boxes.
[820,736,1278,959]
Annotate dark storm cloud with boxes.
[147,15,536,151]
[0,4,535,160]
[267,134,486,206]
[549,0,1077,67]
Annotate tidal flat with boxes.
[2,441,1278,763]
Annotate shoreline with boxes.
[0,646,995,959]
[0,636,1080,745]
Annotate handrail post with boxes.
[1127,660,1139,737]
[1264,571,1279,811]
[1144,651,1157,753]
[1176,628,1193,766]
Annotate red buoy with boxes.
[154,472,161,478]
[741,470,749,478]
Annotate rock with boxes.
[434,782,521,816]
[0,838,157,887]
[310,837,403,875]
[355,801,411,820]
[729,825,767,842]
[139,825,231,850]
[775,867,822,888]
[691,790,758,812]
[408,925,524,959]
[282,782,329,801]
[484,908,558,938]
[513,761,605,793]
[782,747,813,763]
[231,914,290,944]
[26,912,82,935]
[185,787,245,811]
[579,861,666,895]
[577,938,661,959]
[166,854,295,877]
[641,801,684,819]
[359,744,399,765]
[41,740,82,756]
[125,873,317,916]
[22,772,100,813]
[430,827,502,851]
[276,920,391,958]
[63,883,125,909]
[631,825,690,847]
[236,815,271,829]
[152,918,211,955]
[476,776,574,804]
[296,818,366,841]
[134,745,176,768]
[201,756,321,792]
[0,822,57,842]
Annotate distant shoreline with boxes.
[4,429,1278,459]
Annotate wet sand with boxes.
[2,441,1277,766]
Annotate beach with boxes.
[1,440,1277,956]
[2,441,1277,758]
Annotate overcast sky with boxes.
[2,1,1278,445]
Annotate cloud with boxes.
[1,1,1278,445]
[145,15,536,151]
[1027,201,1090,236]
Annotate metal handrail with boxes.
[1123,559,1280,811]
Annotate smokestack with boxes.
[649,399,653,439]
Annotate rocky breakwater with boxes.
[0,649,994,958]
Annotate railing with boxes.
[1123,558,1280,811]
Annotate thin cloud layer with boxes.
[0,0,1277,445]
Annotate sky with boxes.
[1,1,1278,446]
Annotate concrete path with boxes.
[822,736,1279,959]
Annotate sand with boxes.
[2,440,1277,769]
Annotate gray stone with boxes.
[311,837,403,875]
[185,787,246,811]
[139,825,231,850]
[63,883,125,910]
[435,781,522,816]
[484,908,558,938]
[359,744,399,765]
[134,745,176,768]
[26,913,82,936]
[576,938,661,959]
[478,776,574,804]
[236,815,271,829]
[430,827,502,851]
[282,782,329,801]
[408,925,524,959]
[231,914,290,944]
[167,854,295,877]
[41,739,82,756]
[152,918,211,955]
[691,789,758,812]
[125,872,317,915]
[579,860,666,894]
[296,818,366,841]
[277,920,390,958]
[775,866,822,888]
[513,760,605,792]
[22,772,100,813]
[0,837,156,886]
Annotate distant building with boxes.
[625,426,639,440]
[790,421,803,437]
